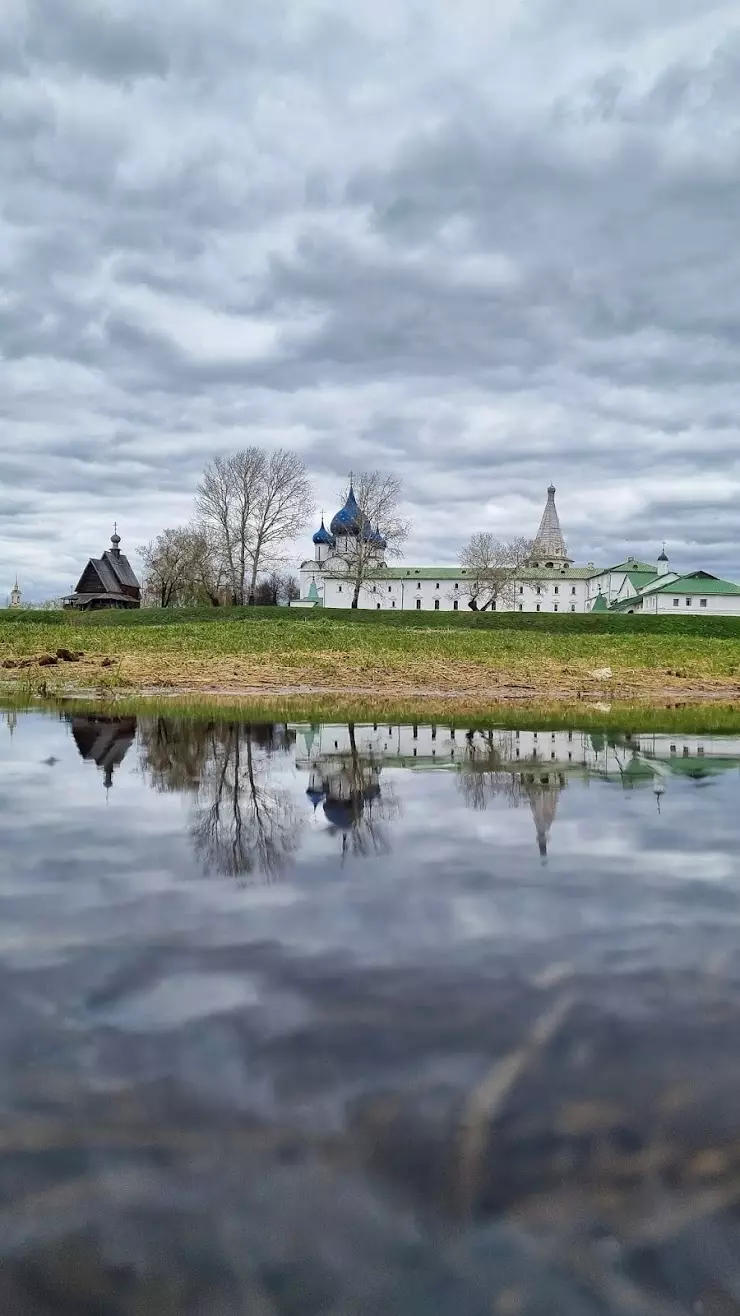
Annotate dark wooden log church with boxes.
[64,528,141,611]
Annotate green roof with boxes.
[651,572,740,596]
[609,594,643,612]
[591,593,609,612]
[307,580,321,602]
[325,565,601,582]
[607,560,657,573]
[626,570,658,590]
[518,566,600,580]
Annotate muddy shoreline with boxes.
[4,674,740,713]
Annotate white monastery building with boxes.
[296,483,740,616]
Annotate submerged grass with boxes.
[5,689,740,735]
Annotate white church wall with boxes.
[654,591,740,616]
[303,566,594,613]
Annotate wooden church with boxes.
[64,528,141,611]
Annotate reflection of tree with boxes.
[138,719,301,883]
[137,717,211,794]
[309,724,400,859]
[457,730,528,812]
[457,729,566,859]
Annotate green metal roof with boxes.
[608,594,643,612]
[519,566,600,580]
[651,572,740,596]
[325,565,601,582]
[626,570,658,590]
[364,566,466,580]
[591,593,609,612]
[607,560,657,573]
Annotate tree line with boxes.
[137,445,534,611]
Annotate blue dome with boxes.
[306,786,325,808]
[312,518,335,547]
[370,525,387,549]
[330,485,366,537]
[322,783,381,832]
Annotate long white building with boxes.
[296,484,740,615]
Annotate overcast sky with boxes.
[2,0,740,598]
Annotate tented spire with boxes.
[529,484,571,565]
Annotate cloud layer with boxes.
[2,0,740,596]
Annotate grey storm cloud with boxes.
[1,0,740,597]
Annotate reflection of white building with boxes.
[292,723,740,779]
[292,723,740,857]
[295,484,740,615]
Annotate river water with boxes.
[3,707,740,1313]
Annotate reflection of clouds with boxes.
[3,711,740,979]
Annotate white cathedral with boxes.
[297,483,740,616]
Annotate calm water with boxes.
[3,708,740,1313]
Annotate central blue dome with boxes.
[330,485,366,537]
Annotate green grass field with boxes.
[2,605,740,716]
[4,603,740,637]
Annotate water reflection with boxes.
[4,707,740,1309]
[304,723,399,858]
[69,713,137,790]
[137,719,301,882]
[57,712,740,879]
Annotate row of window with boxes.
[343,582,586,596]
[519,585,578,596]
[673,598,708,607]
[519,603,577,612]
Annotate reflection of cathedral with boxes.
[68,715,137,790]
[301,725,394,856]
[292,723,740,860]
[307,760,382,834]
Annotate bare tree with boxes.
[188,524,229,606]
[253,570,301,606]
[196,448,313,606]
[245,449,314,605]
[330,472,410,608]
[459,533,534,611]
[139,527,196,607]
[255,571,282,606]
[281,573,300,603]
[196,450,264,605]
[139,524,227,607]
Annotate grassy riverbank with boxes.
[3,607,740,710]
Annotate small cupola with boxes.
[312,517,335,547]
